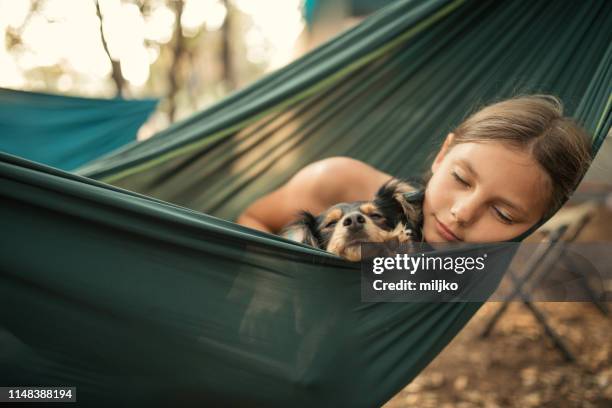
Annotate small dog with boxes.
[279,178,423,261]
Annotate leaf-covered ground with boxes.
[385,302,611,408]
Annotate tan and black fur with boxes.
[280,178,422,261]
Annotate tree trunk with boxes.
[221,0,235,91]
[168,0,185,122]
[95,0,125,98]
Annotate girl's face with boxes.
[422,133,552,243]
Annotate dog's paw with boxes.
[384,222,415,243]
[398,226,415,243]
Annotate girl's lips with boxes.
[435,218,461,241]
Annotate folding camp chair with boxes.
[480,202,602,362]
[521,201,607,314]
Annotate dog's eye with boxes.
[370,213,383,220]
[325,220,338,228]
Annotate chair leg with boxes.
[522,300,576,363]
[480,300,511,338]
[562,253,610,316]
[480,241,560,338]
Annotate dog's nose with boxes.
[343,213,366,231]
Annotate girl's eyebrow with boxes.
[457,159,528,216]
[457,159,478,178]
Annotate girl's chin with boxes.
[423,230,444,244]
[423,222,444,243]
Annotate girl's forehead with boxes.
[448,141,540,170]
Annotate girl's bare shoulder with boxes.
[291,156,393,205]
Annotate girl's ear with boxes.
[431,132,455,173]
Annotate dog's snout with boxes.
[343,213,366,231]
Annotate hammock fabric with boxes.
[304,0,396,25]
[0,88,157,171]
[1,0,610,406]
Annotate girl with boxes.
[237,95,592,244]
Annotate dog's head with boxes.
[280,178,422,261]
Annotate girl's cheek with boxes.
[432,175,458,205]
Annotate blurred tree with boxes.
[1,0,303,130]
[167,0,185,121]
[95,0,126,97]
[4,0,41,51]
[220,0,235,91]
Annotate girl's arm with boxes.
[236,157,392,234]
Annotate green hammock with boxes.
[0,88,157,171]
[1,0,610,406]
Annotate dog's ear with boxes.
[279,210,322,248]
[374,178,422,226]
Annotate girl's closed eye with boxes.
[451,169,515,224]
[452,171,469,187]
[493,207,514,224]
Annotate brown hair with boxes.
[425,94,592,221]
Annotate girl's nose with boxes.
[450,194,479,225]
